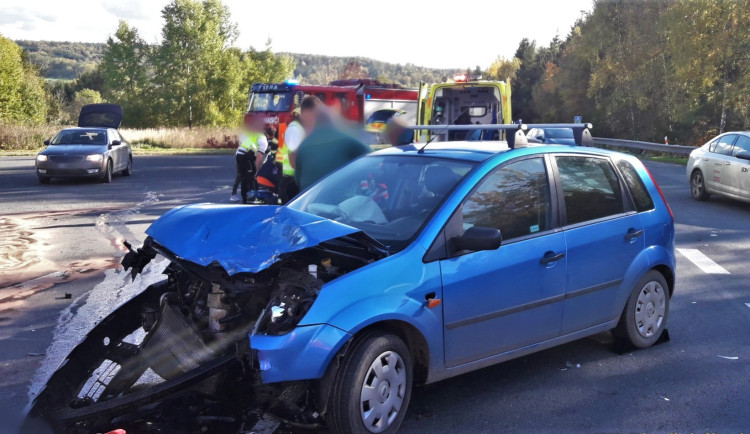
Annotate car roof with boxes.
[372,141,623,163]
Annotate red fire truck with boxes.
[244,79,418,146]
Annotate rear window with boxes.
[556,156,625,225]
[617,160,654,212]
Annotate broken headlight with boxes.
[255,269,321,335]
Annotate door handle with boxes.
[725,161,731,165]
[625,229,644,240]
[540,251,565,265]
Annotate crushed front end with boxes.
[27,205,387,433]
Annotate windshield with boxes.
[287,155,476,251]
[249,92,293,112]
[51,129,108,145]
[545,128,574,139]
[367,110,401,124]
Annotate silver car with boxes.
[687,131,750,203]
[35,104,132,184]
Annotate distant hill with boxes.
[16,40,105,80]
[284,53,455,87]
[16,40,456,86]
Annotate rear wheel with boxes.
[614,270,670,348]
[123,155,133,176]
[690,170,710,201]
[38,176,51,184]
[327,332,412,434]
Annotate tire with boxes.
[327,332,413,434]
[101,159,113,183]
[123,155,133,176]
[38,176,50,184]
[690,169,710,201]
[614,270,670,348]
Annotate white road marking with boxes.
[745,303,750,309]
[676,248,730,275]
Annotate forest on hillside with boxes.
[16,40,105,80]
[14,40,454,87]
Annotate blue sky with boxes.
[1,0,593,69]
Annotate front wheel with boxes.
[690,170,710,201]
[327,333,413,434]
[101,159,113,183]
[614,270,670,348]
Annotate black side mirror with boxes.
[111,140,122,147]
[736,150,750,161]
[452,226,502,252]
[43,139,50,146]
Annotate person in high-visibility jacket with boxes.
[234,118,268,204]
[277,96,319,202]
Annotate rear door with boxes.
[440,156,566,367]
[552,155,645,333]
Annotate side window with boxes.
[708,139,719,152]
[556,156,625,225]
[461,158,552,241]
[733,135,750,155]
[713,134,737,156]
[616,160,654,212]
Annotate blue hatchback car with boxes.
[29,137,676,434]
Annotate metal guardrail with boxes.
[592,137,696,156]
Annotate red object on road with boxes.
[105,429,126,434]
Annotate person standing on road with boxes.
[232,119,268,204]
[295,107,371,191]
[277,96,319,202]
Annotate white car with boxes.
[687,132,750,203]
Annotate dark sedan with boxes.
[526,127,577,145]
[35,104,132,184]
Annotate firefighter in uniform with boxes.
[235,120,268,204]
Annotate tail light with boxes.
[644,166,674,220]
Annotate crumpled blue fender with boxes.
[145,204,360,275]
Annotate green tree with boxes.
[67,89,104,122]
[100,20,151,126]
[153,0,239,127]
[668,0,750,138]
[0,34,47,124]
[486,56,520,82]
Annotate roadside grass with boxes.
[0,123,240,154]
[594,144,689,165]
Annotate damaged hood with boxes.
[146,204,373,275]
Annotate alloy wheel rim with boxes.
[360,350,407,433]
[634,281,666,338]
[692,173,703,197]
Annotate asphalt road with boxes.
[1,154,749,433]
